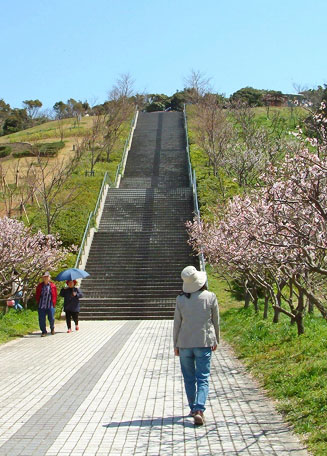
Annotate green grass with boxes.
[207,270,327,456]
[0,117,93,143]
[0,309,40,344]
[0,293,66,345]
[207,266,242,312]
[253,106,308,131]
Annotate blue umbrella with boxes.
[55,268,90,281]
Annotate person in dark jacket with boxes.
[60,280,83,333]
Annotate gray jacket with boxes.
[173,290,220,348]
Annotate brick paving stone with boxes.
[0,320,310,456]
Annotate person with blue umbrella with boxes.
[55,268,88,333]
[60,280,83,333]
[55,268,90,282]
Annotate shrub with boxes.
[12,149,34,158]
[37,141,65,157]
[11,141,66,158]
[230,87,265,107]
[0,146,12,157]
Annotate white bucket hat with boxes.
[181,266,207,293]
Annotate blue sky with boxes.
[1,0,326,109]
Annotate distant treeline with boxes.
[1,83,326,136]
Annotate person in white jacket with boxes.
[173,266,220,426]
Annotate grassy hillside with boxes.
[0,113,132,243]
[0,116,95,175]
[0,116,93,143]
[187,105,308,217]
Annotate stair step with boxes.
[80,314,174,321]
[82,111,199,320]
[80,299,175,302]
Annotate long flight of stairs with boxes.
[79,111,199,319]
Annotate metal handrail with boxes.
[75,211,93,268]
[183,104,194,186]
[94,171,110,216]
[192,169,200,215]
[74,172,110,268]
[120,110,138,176]
[183,104,206,273]
[114,108,139,187]
[114,164,121,187]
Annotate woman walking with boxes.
[60,280,83,333]
[173,266,220,425]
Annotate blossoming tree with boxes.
[188,104,327,335]
[0,216,70,306]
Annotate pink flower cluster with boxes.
[0,217,69,303]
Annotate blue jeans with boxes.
[14,301,23,311]
[38,308,54,334]
[179,347,212,412]
[14,291,23,311]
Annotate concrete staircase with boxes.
[79,111,199,319]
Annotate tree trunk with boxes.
[244,290,251,308]
[294,289,305,335]
[252,287,259,313]
[273,284,284,323]
[45,205,51,234]
[308,296,314,314]
[273,307,280,323]
[294,313,305,335]
[90,149,95,174]
[263,294,269,319]
[273,289,281,323]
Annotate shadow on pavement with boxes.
[103,415,194,428]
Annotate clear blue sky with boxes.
[1,0,326,109]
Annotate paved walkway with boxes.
[0,321,308,456]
